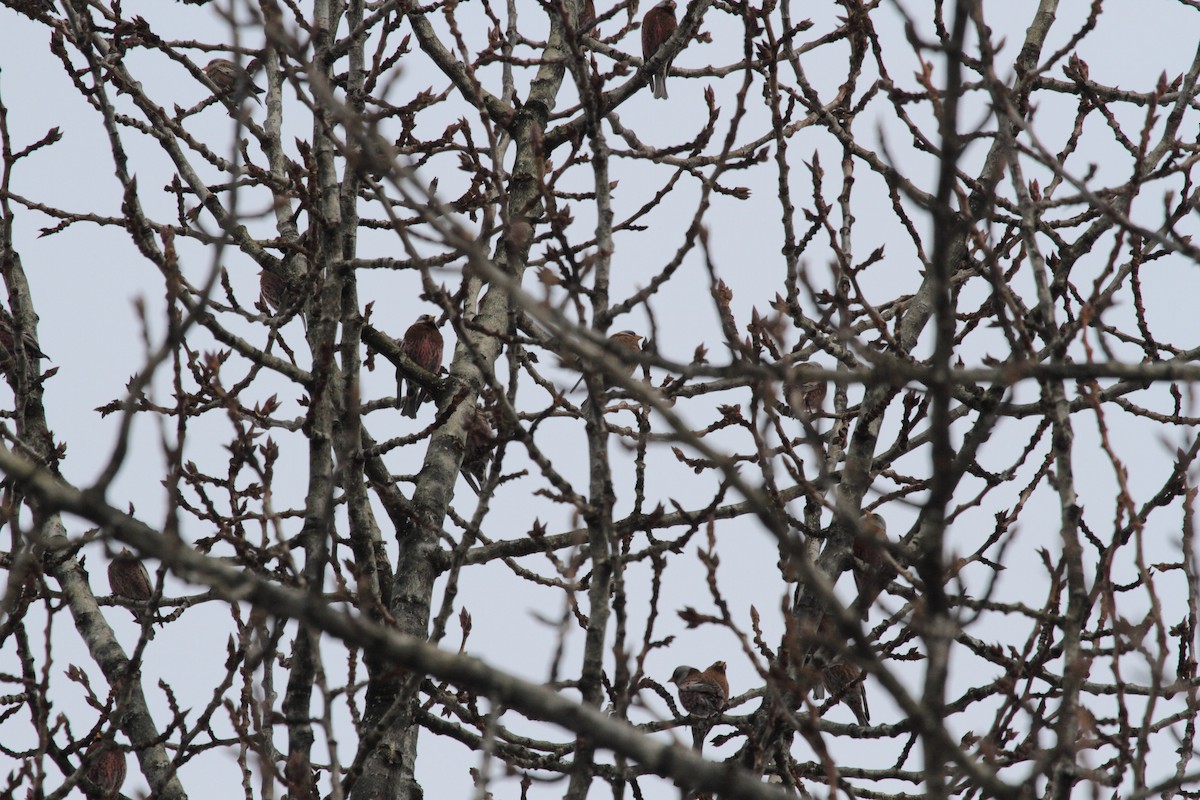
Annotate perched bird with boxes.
[397,314,444,418]
[569,330,644,391]
[641,0,678,100]
[204,57,264,105]
[797,612,869,724]
[0,310,47,370]
[670,660,730,751]
[259,268,289,314]
[790,379,827,419]
[852,512,897,621]
[460,407,496,495]
[259,267,308,334]
[821,661,870,726]
[82,736,126,800]
[794,611,837,699]
[108,548,156,634]
[670,661,729,719]
[578,0,597,36]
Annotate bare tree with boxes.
[1,1,1198,799]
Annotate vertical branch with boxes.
[917,4,969,798]
[284,0,346,793]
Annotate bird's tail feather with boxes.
[400,390,421,418]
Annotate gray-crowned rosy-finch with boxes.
[670,660,729,719]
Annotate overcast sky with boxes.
[1,1,1199,797]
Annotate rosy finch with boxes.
[670,660,729,719]
[397,314,444,418]
[82,736,126,800]
[108,548,156,635]
[641,0,678,99]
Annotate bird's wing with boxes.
[642,8,669,59]
[681,680,724,698]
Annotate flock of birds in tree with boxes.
[40,0,906,788]
[100,530,892,758]
[50,292,892,775]
[388,312,894,749]
[199,0,682,109]
[79,304,895,766]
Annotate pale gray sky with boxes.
[1,1,1198,797]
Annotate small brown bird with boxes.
[821,661,870,726]
[204,57,264,105]
[795,611,837,699]
[670,660,729,751]
[82,736,126,800]
[852,513,896,621]
[641,0,678,100]
[670,660,729,719]
[0,311,47,369]
[569,330,644,391]
[397,314,444,418]
[791,379,827,419]
[259,268,288,314]
[578,0,597,36]
[108,548,156,633]
[460,407,496,495]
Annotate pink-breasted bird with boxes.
[670,660,729,719]
[569,330,644,391]
[852,512,896,621]
[397,314,444,418]
[204,58,264,105]
[82,736,126,800]
[641,0,678,100]
[108,548,157,635]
